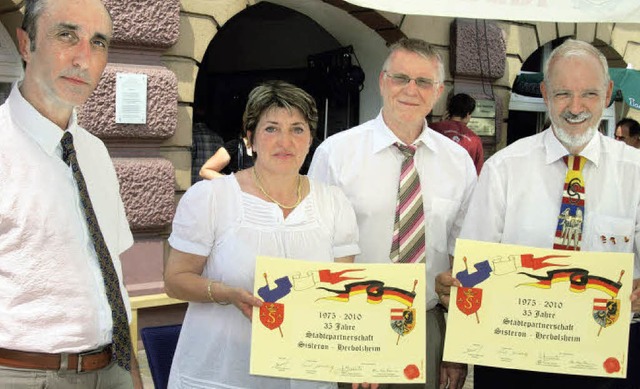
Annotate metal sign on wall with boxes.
[468,99,496,137]
[342,0,640,23]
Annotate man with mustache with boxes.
[0,0,142,387]
[437,39,640,388]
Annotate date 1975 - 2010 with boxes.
[319,312,363,331]
[517,298,563,319]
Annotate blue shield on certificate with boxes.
[391,308,416,336]
[592,298,620,328]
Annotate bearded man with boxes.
[437,39,640,389]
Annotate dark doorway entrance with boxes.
[193,2,363,176]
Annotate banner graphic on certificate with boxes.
[250,256,426,384]
[443,239,634,378]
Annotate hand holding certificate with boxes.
[443,239,634,378]
[250,256,427,384]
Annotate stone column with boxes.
[78,0,181,297]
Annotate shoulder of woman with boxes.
[189,175,238,196]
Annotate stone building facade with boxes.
[1,0,639,333]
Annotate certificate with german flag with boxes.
[443,239,634,378]
[250,256,426,384]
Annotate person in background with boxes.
[198,135,253,180]
[0,0,142,387]
[198,142,230,180]
[222,135,254,174]
[614,117,640,149]
[437,39,640,389]
[164,80,360,389]
[192,105,226,182]
[430,93,484,175]
[309,38,475,389]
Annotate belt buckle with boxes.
[76,345,106,373]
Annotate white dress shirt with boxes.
[309,112,477,309]
[0,84,133,353]
[460,128,640,320]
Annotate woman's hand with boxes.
[216,283,263,321]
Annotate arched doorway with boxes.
[192,2,365,179]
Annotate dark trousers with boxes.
[474,323,640,389]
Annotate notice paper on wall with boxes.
[115,73,147,124]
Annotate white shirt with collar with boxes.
[309,112,477,309]
[0,84,133,353]
[459,127,640,320]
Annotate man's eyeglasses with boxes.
[383,71,439,90]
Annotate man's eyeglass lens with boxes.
[385,71,436,89]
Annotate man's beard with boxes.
[551,110,600,151]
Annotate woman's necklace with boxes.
[252,167,302,209]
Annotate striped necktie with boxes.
[553,154,586,251]
[61,131,132,371]
[389,143,426,263]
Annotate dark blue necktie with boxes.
[61,131,131,371]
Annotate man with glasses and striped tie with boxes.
[437,39,640,389]
[0,0,141,387]
[309,38,477,389]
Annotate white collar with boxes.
[543,126,601,167]
[8,83,79,157]
[370,110,438,155]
